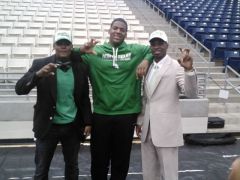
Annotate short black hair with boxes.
[110,18,128,31]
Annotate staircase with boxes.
[124,0,240,133]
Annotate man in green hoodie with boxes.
[75,18,153,180]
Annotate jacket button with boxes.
[49,116,53,120]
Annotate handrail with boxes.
[168,21,240,96]
[224,65,240,95]
[144,0,165,18]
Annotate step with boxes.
[208,73,227,79]
[0,95,36,101]
[196,66,225,73]
[0,121,33,139]
[194,62,216,67]
[0,89,37,95]
[207,78,240,86]
[208,113,240,124]
[207,94,240,103]
[206,86,239,95]
[207,123,240,133]
[0,83,16,89]
[209,102,240,113]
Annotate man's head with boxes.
[108,18,128,47]
[53,31,73,59]
[149,30,168,61]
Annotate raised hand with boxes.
[177,48,193,71]
[36,63,57,77]
[80,39,99,55]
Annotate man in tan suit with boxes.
[136,30,198,180]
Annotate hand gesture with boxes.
[177,48,193,71]
[135,125,142,138]
[80,39,99,55]
[36,63,57,77]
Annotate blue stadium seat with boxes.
[216,28,230,35]
[229,29,240,35]
[215,34,228,42]
[208,22,220,28]
[209,41,226,59]
[171,12,183,22]
[183,22,197,33]
[229,23,240,29]
[196,22,208,28]
[197,34,215,46]
[226,42,240,50]
[190,27,205,36]
[166,9,177,20]
[228,35,240,42]
[205,27,217,34]
[224,50,240,72]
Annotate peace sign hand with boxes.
[177,48,193,71]
[80,39,99,55]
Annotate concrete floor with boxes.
[0,139,239,180]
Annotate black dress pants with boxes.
[34,123,80,180]
[90,113,137,180]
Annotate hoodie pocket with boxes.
[98,83,137,112]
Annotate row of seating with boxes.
[0,46,50,59]
[0,9,133,17]
[0,30,149,46]
[0,22,143,31]
[0,0,127,5]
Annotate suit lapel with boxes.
[48,56,57,103]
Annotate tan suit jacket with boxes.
[137,55,198,147]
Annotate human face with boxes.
[54,40,73,59]
[150,38,168,62]
[108,21,127,47]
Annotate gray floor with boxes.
[0,139,239,180]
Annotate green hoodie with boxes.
[74,41,153,115]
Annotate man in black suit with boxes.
[15,31,92,180]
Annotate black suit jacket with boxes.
[15,52,92,140]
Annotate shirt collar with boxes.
[153,54,168,68]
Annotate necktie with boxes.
[147,65,159,95]
[56,61,72,72]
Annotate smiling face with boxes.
[108,20,127,47]
[150,38,168,62]
[54,39,73,59]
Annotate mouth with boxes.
[153,50,162,55]
[113,35,122,41]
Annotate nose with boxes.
[115,28,122,33]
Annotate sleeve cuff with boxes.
[185,68,195,75]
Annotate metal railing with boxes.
[224,65,240,94]
[168,21,240,96]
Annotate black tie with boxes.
[56,61,72,72]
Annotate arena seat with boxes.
[209,41,227,59]
[224,50,240,72]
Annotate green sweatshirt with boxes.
[74,41,153,115]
